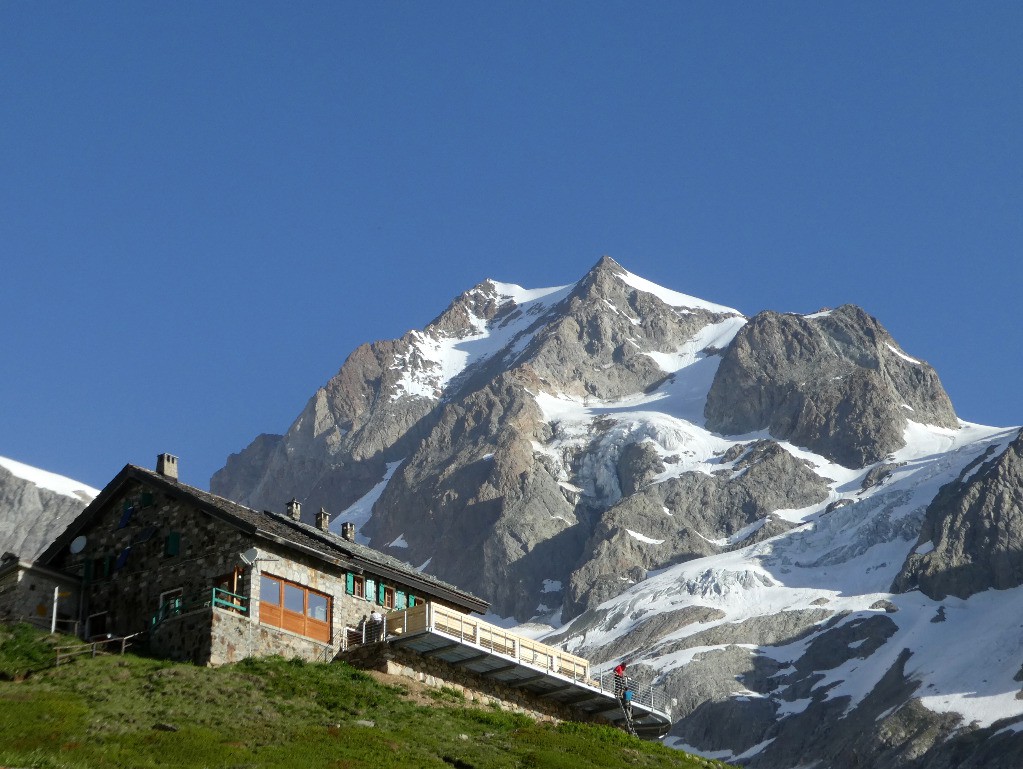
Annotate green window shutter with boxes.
[365,578,375,601]
[408,594,416,607]
[140,491,154,508]
[164,532,181,557]
[345,573,355,595]
[377,582,386,605]
[396,590,406,610]
[83,560,93,582]
[103,555,113,577]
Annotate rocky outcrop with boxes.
[0,464,94,560]
[705,306,958,467]
[564,440,827,617]
[363,374,584,619]
[893,429,1023,599]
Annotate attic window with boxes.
[117,501,135,529]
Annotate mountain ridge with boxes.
[209,256,1023,767]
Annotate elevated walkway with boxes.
[342,602,672,737]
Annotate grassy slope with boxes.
[0,623,736,769]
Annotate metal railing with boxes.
[151,587,249,629]
[592,669,670,718]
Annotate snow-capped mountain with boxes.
[0,456,98,560]
[213,256,1023,767]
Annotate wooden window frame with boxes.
[258,574,331,643]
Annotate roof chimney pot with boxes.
[315,508,330,532]
[286,499,302,521]
[156,453,179,480]
[340,522,356,542]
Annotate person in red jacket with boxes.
[613,661,627,701]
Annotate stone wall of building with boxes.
[149,608,214,664]
[58,479,252,640]
[341,643,606,726]
[209,607,330,665]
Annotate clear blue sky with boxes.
[2,3,1020,491]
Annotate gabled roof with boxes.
[39,464,489,615]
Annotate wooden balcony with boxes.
[345,602,672,737]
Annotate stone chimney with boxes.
[315,508,330,532]
[286,499,301,521]
[340,522,356,542]
[156,453,179,480]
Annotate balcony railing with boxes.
[338,601,671,721]
[151,587,248,628]
[340,601,590,681]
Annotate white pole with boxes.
[51,585,59,634]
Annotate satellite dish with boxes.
[70,536,87,554]
[239,547,259,566]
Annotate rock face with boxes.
[211,256,1023,768]
[893,428,1023,599]
[0,462,95,561]
[705,306,958,467]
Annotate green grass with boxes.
[0,622,74,680]
[0,622,736,769]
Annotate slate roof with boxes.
[40,464,489,615]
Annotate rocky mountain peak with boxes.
[10,255,1020,769]
[425,279,517,339]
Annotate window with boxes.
[214,569,246,613]
[308,592,328,621]
[345,572,410,610]
[157,588,183,622]
[345,573,365,598]
[259,575,331,642]
[159,587,183,608]
[118,501,135,529]
[113,547,132,572]
[284,583,304,613]
[164,532,181,557]
[260,575,281,605]
[91,555,112,579]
